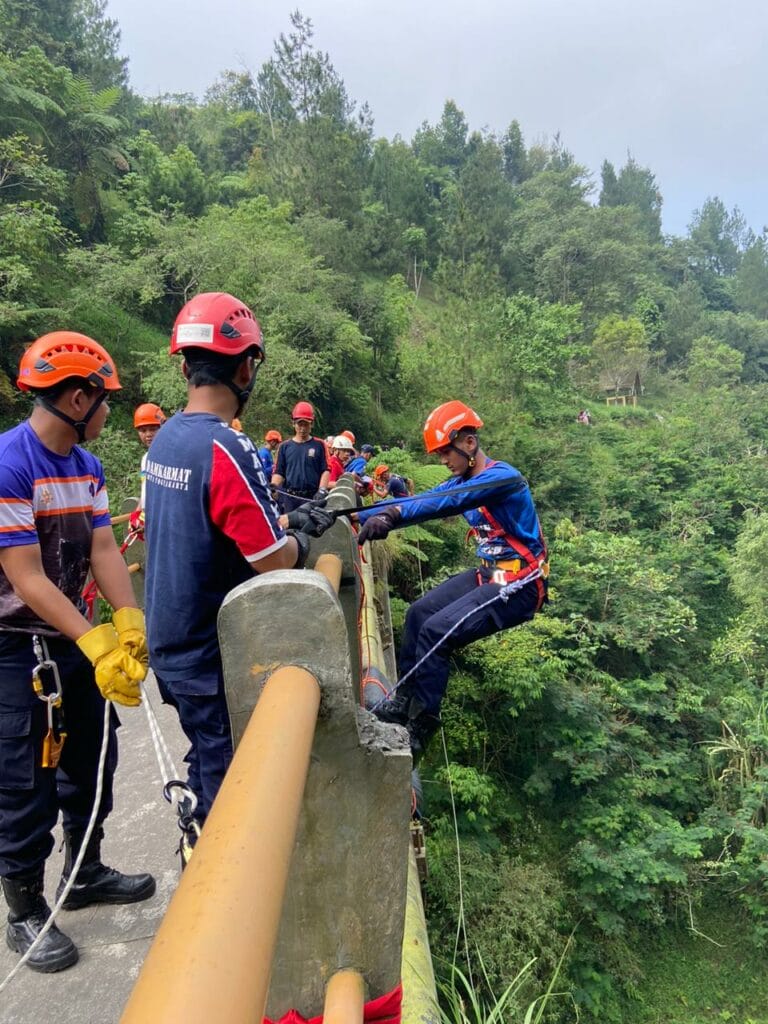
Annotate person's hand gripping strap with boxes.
[357,506,401,545]
[76,623,145,707]
[112,606,149,668]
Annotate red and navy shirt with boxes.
[145,412,286,694]
[0,421,110,635]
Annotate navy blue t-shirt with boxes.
[145,413,285,694]
[274,438,329,494]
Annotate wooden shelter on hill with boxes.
[600,370,643,406]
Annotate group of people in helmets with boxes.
[0,290,546,974]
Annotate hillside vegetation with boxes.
[2,4,768,1019]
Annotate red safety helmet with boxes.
[292,401,314,421]
[265,429,282,442]
[17,332,121,392]
[423,400,484,454]
[133,402,166,428]
[170,292,264,361]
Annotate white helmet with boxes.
[332,434,355,451]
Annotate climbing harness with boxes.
[31,636,67,768]
[370,568,545,715]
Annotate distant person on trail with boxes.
[356,401,548,760]
[328,434,355,485]
[257,429,282,479]
[0,332,155,974]
[577,409,592,426]
[143,294,333,826]
[271,402,330,513]
[372,464,409,500]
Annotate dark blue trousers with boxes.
[0,633,118,878]
[399,568,542,715]
[155,674,233,823]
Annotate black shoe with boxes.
[373,690,411,726]
[56,828,156,910]
[406,699,442,763]
[2,871,78,973]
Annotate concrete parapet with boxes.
[218,563,412,1019]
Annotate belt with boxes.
[481,558,522,572]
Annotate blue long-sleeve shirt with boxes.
[357,459,545,564]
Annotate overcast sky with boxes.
[107,0,767,237]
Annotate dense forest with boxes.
[2,3,768,1020]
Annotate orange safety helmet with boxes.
[17,332,121,392]
[373,464,389,477]
[291,401,314,421]
[170,292,264,361]
[133,403,166,429]
[341,429,356,445]
[265,429,282,442]
[423,400,484,454]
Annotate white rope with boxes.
[140,676,179,786]
[0,700,111,994]
[371,569,543,712]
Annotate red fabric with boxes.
[265,982,402,1024]
[209,437,285,562]
[328,454,345,483]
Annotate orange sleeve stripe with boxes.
[35,475,99,486]
[0,523,36,533]
[0,497,31,505]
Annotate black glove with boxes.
[287,529,311,569]
[286,500,335,538]
[313,487,328,501]
[357,507,401,545]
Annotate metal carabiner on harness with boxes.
[31,635,67,769]
[163,779,202,870]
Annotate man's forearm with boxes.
[11,570,92,641]
[91,546,139,611]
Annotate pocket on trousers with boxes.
[0,710,34,790]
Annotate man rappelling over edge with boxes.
[356,400,548,760]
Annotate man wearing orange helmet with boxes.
[0,333,155,973]
[130,403,167,536]
[144,294,333,824]
[357,400,548,759]
[271,401,330,512]
[257,428,282,480]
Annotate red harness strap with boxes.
[478,506,548,611]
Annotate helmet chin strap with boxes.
[40,391,107,444]
[446,440,477,478]
[225,359,260,418]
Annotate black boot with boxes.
[406,698,442,763]
[2,870,78,973]
[56,827,155,910]
[373,687,412,726]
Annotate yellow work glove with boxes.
[76,623,145,707]
[112,606,148,668]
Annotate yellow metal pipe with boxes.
[359,548,385,672]
[120,665,321,1024]
[323,969,366,1024]
[401,845,439,1024]
[314,552,343,595]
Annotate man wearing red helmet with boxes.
[144,294,333,825]
[0,333,155,973]
[357,400,548,760]
[271,401,330,512]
